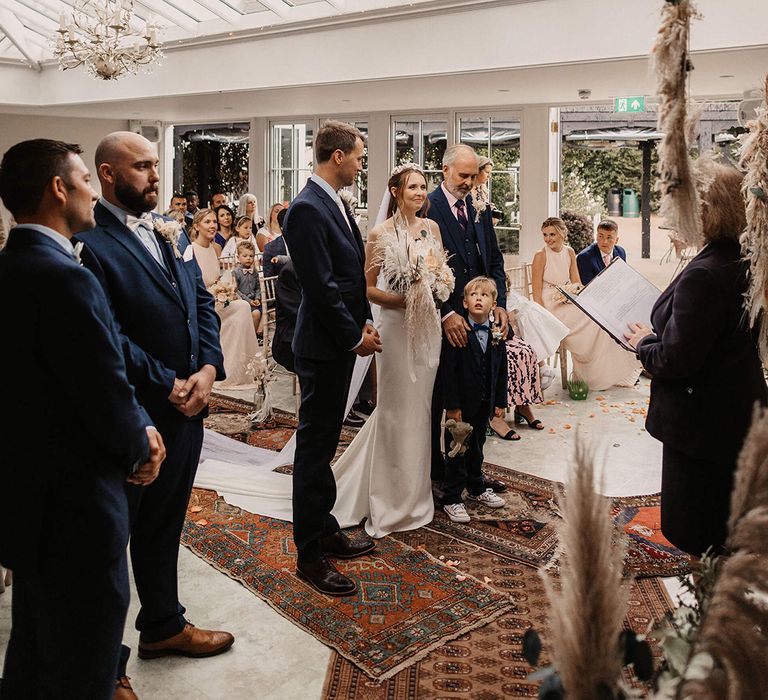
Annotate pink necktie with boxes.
[603,253,611,267]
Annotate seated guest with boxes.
[532,217,640,390]
[221,215,259,260]
[185,209,260,387]
[168,192,188,220]
[209,191,228,209]
[237,193,264,236]
[233,239,262,335]
[184,189,199,227]
[441,277,508,523]
[576,219,626,285]
[212,204,235,256]
[272,260,301,373]
[262,209,289,279]
[256,202,284,252]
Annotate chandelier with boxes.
[53,0,164,81]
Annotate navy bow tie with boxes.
[472,323,490,333]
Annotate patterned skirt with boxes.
[505,335,543,407]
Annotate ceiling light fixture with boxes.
[53,0,164,81]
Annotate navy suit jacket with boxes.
[78,202,224,425]
[262,235,287,279]
[637,239,766,462]
[427,186,506,315]
[0,228,150,572]
[576,242,626,286]
[442,316,508,419]
[283,179,372,361]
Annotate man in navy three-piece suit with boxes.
[283,121,381,597]
[0,139,165,699]
[426,144,508,489]
[575,219,626,286]
[77,132,233,693]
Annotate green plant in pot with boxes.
[567,374,589,400]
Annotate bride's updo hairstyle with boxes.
[541,216,568,243]
[386,163,430,219]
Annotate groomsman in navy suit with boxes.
[576,219,626,285]
[283,121,380,597]
[426,144,508,488]
[77,132,233,692]
[0,139,165,698]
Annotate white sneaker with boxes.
[443,503,471,523]
[540,365,556,391]
[467,488,506,508]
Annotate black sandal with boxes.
[514,410,544,430]
[489,421,521,441]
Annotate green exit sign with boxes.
[615,96,645,113]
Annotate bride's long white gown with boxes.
[331,233,442,538]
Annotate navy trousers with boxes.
[2,554,129,699]
[293,353,356,562]
[119,418,203,666]
[442,401,490,505]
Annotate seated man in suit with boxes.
[576,219,626,285]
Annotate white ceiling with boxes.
[0,0,444,69]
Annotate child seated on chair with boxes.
[441,276,508,524]
[233,240,262,335]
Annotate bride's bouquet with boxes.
[552,280,584,305]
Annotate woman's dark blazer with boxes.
[637,238,767,462]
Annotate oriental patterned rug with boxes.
[181,488,513,680]
[205,395,690,579]
[321,528,674,700]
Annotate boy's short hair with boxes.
[237,240,256,255]
[463,276,497,300]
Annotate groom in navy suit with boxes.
[0,139,165,698]
[77,132,233,690]
[427,144,508,486]
[576,219,626,285]
[283,121,381,597]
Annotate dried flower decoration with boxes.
[154,218,182,259]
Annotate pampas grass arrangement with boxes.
[652,0,704,248]
[675,407,768,700]
[540,437,631,699]
[739,76,768,360]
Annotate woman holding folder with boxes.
[625,166,767,559]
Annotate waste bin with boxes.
[607,187,622,216]
[622,188,640,218]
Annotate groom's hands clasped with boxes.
[354,324,382,357]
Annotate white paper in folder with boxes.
[559,258,661,352]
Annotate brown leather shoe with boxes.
[296,555,357,596]
[138,623,235,660]
[114,676,139,700]
[320,531,375,559]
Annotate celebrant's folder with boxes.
[558,258,661,352]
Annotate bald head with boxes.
[442,144,478,200]
[96,131,159,215]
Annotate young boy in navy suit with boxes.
[441,276,508,523]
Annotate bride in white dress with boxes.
[331,164,454,538]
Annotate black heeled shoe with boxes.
[514,409,544,430]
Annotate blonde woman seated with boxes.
[255,202,284,252]
[531,217,640,391]
[184,209,260,387]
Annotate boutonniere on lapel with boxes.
[153,219,182,259]
[338,188,358,213]
[489,313,504,347]
[72,241,84,266]
[471,186,490,223]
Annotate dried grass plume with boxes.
[540,436,630,699]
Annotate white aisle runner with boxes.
[194,353,373,521]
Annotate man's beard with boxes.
[115,174,157,214]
